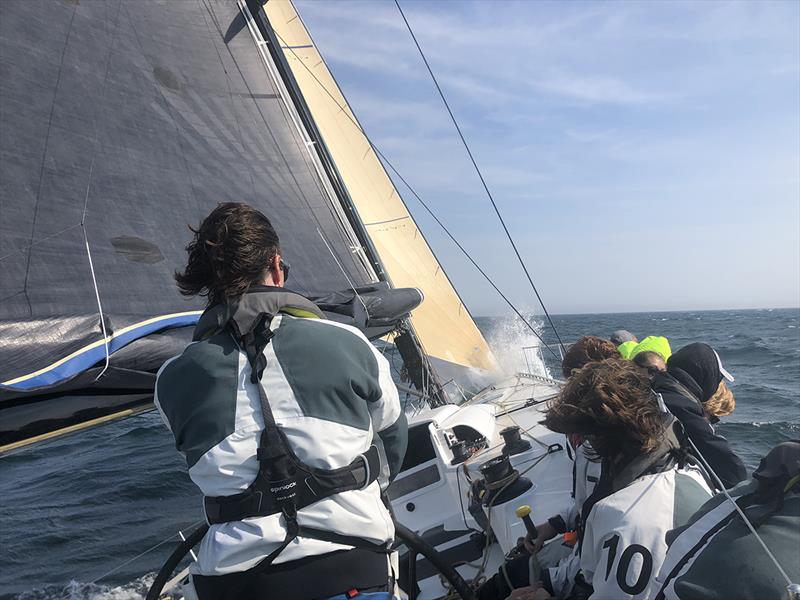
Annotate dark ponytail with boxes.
[175,203,280,306]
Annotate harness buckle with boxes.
[356,452,371,491]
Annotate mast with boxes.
[0,0,431,452]
[261,0,497,384]
[244,0,447,404]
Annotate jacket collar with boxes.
[653,370,703,404]
[193,286,324,341]
[579,416,682,552]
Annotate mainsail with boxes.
[262,0,496,374]
[0,0,421,451]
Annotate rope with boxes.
[316,227,370,319]
[81,161,110,383]
[79,0,124,383]
[84,520,204,588]
[267,28,561,362]
[393,0,567,356]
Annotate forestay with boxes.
[263,0,496,373]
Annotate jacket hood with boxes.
[193,286,324,341]
[667,342,723,402]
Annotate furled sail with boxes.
[0,0,420,451]
[262,0,496,373]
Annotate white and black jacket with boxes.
[154,288,406,576]
[575,426,713,600]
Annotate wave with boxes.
[10,574,154,600]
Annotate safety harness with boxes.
[202,312,388,566]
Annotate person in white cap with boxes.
[652,342,747,489]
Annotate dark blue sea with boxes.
[2,309,798,599]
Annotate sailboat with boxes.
[0,0,573,598]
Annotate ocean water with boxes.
[2,308,798,599]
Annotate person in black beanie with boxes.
[651,342,747,489]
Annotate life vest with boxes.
[201,312,387,566]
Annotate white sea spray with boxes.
[483,314,552,379]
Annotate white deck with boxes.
[390,373,573,599]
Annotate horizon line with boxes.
[473,306,800,318]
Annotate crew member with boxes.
[653,440,800,599]
[155,203,407,600]
[629,335,672,361]
[633,350,667,375]
[560,336,619,379]
[610,330,638,359]
[653,342,747,489]
[479,360,713,599]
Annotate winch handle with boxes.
[515,505,538,540]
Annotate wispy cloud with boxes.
[295,0,800,313]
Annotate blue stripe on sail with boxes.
[2,313,200,391]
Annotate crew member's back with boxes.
[154,203,406,600]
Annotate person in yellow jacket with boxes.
[630,335,672,361]
[611,330,672,361]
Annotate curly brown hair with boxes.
[175,203,280,306]
[561,336,619,379]
[545,359,667,459]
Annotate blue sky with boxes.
[296,0,800,315]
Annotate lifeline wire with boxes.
[394,0,567,356]
[268,29,562,363]
[85,520,205,588]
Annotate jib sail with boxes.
[262,0,496,375]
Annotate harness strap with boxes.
[204,313,386,569]
[204,445,381,524]
[297,525,391,553]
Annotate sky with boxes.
[295,0,800,315]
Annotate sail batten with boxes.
[264,0,496,373]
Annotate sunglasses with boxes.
[280,259,290,282]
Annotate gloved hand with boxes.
[522,520,556,554]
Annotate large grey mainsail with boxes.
[0,0,423,450]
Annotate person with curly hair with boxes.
[479,360,713,600]
[560,336,620,379]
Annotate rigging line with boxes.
[80,0,124,383]
[85,519,205,588]
[0,223,83,263]
[316,227,370,319]
[237,2,373,282]
[268,29,561,362]
[394,0,567,355]
[685,436,793,587]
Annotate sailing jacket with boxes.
[577,426,713,600]
[651,371,746,489]
[544,443,601,598]
[652,440,800,600]
[154,287,407,575]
